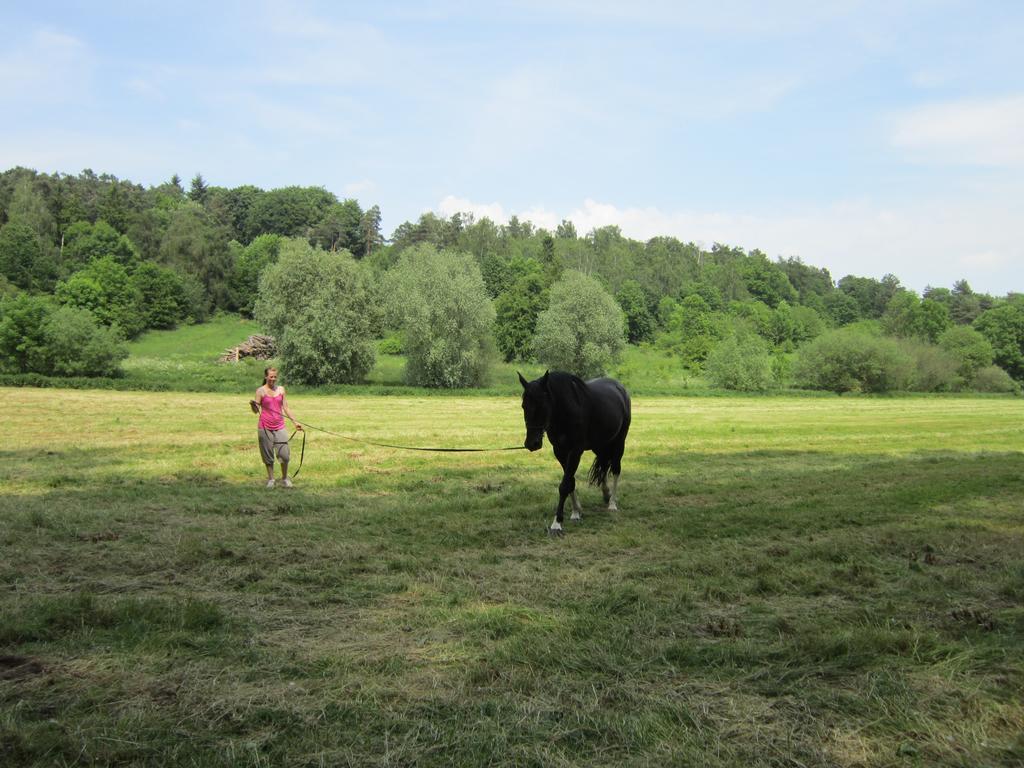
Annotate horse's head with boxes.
[518,371,551,452]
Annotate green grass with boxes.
[1,388,1022,766]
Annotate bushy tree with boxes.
[974,300,1024,381]
[704,334,775,391]
[245,186,336,240]
[656,294,718,366]
[882,291,951,342]
[311,199,363,254]
[255,239,377,385]
[898,339,961,392]
[937,326,994,383]
[159,203,235,312]
[385,244,496,388]
[63,219,140,270]
[533,270,625,379]
[0,296,126,376]
[33,306,128,376]
[56,256,145,337]
[494,265,547,362]
[616,279,654,344]
[971,365,1020,394]
[228,234,281,316]
[794,326,913,394]
[0,294,51,373]
[130,261,188,329]
[0,220,57,290]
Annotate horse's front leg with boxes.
[550,449,583,535]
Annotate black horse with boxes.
[518,371,631,535]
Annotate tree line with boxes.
[0,166,1021,393]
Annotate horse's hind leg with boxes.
[604,443,624,511]
[570,491,583,522]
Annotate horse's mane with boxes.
[545,371,590,410]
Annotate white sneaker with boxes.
[282,477,293,488]
[266,479,275,489]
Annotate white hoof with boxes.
[570,511,581,522]
[608,502,618,512]
[548,519,564,536]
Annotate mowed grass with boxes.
[2,388,1023,766]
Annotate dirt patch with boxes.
[949,606,997,632]
[76,531,120,543]
[0,655,44,680]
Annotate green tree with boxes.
[0,294,51,373]
[656,294,718,366]
[188,173,209,205]
[159,204,235,312]
[63,219,139,270]
[33,305,128,377]
[385,244,496,388]
[494,265,547,362]
[533,270,625,379]
[0,221,43,289]
[131,261,188,329]
[359,204,383,258]
[704,334,775,391]
[973,300,1024,381]
[937,325,994,384]
[56,256,145,337]
[255,239,377,385]
[615,279,654,344]
[311,199,364,253]
[741,251,797,308]
[228,234,282,316]
[245,186,337,240]
[794,326,913,394]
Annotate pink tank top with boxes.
[258,389,285,430]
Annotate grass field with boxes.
[2,387,1023,766]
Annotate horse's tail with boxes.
[588,454,612,487]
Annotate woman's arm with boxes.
[251,387,263,415]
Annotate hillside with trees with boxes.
[0,166,1021,394]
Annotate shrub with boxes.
[971,365,1020,394]
[794,327,913,394]
[899,340,961,392]
[533,270,625,379]
[385,244,496,388]
[704,334,775,391]
[56,256,145,337]
[255,238,377,385]
[938,326,994,382]
[973,302,1024,381]
[377,333,404,355]
[0,294,51,373]
[32,306,128,377]
[494,268,547,362]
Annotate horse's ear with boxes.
[517,371,529,389]
[541,370,550,390]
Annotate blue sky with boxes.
[3,1,1022,294]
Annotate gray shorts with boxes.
[258,428,291,466]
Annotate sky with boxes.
[2,0,1022,295]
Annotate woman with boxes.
[251,367,302,488]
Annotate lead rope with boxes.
[251,399,525,482]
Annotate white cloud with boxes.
[0,28,94,103]
[890,95,1024,167]
[434,195,1023,295]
